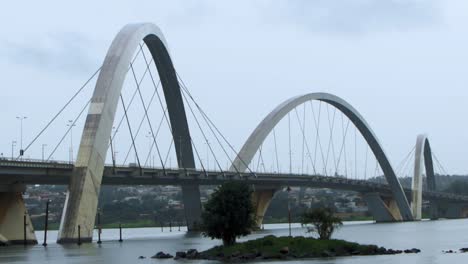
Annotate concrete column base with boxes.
[363,193,402,222]
[252,188,277,227]
[0,192,37,245]
[181,184,202,231]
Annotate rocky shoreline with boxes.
[145,235,421,262]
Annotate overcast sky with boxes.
[1,0,468,174]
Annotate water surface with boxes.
[1,219,468,263]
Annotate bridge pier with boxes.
[363,193,402,222]
[0,185,37,245]
[437,203,468,219]
[181,184,202,230]
[252,187,277,227]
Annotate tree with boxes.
[301,208,342,240]
[201,182,256,246]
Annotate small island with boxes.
[151,182,420,261]
[193,235,420,261]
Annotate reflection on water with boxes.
[1,219,468,264]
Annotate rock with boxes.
[280,246,289,254]
[240,252,258,260]
[404,248,421,254]
[186,249,199,259]
[175,251,186,258]
[151,251,173,259]
[460,248,468,253]
[351,250,361,255]
[444,250,454,253]
[138,256,146,259]
[321,250,336,257]
[231,251,241,257]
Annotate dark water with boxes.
[1,219,468,263]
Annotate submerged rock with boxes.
[152,251,173,259]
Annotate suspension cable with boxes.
[176,72,252,175]
[22,67,101,157]
[120,95,141,171]
[324,106,338,175]
[129,63,166,173]
[293,107,317,174]
[336,116,350,177]
[310,101,326,175]
[180,87,223,173]
[46,99,91,161]
[273,128,280,173]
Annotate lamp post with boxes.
[41,144,47,162]
[11,140,16,159]
[16,116,27,158]
[112,126,117,163]
[287,186,292,237]
[67,120,76,163]
[146,132,153,167]
[205,140,210,171]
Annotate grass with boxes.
[202,235,379,258]
[35,220,180,231]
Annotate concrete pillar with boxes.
[251,188,277,227]
[363,193,401,222]
[181,184,202,230]
[0,186,37,245]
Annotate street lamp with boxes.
[286,186,292,237]
[41,144,47,162]
[205,140,210,171]
[146,132,153,167]
[16,116,27,157]
[11,140,17,159]
[67,120,76,163]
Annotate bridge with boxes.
[1,22,467,245]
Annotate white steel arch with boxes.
[231,92,413,221]
[58,23,201,243]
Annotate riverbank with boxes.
[173,235,420,261]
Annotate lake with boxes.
[1,219,468,263]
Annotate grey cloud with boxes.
[0,31,97,75]
[268,0,440,34]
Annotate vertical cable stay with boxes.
[109,136,116,172]
[175,73,251,175]
[46,100,91,161]
[21,67,101,157]
[395,146,416,177]
[364,144,369,180]
[162,138,174,168]
[341,115,348,178]
[110,58,156,146]
[143,108,168,166]
[272,128,280,173]
[119,95,142,172]
[293,107,317,175]
[354,126,357,179]
[138,44,173,133]
[179,88,224,173]
[336,116,350,177]
[432,152,448,175]
[288,112,292,174]
[129,63,166,173]
[301,104,306,174]
[324,106,338,175]
[310,101,326,175]
[121,89,160,165]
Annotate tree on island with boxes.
[301,208,342,240]
[201,182,256,246]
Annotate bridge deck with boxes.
[0,159,466,203]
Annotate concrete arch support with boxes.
[57,23,201,243]
[412,134,436,220]
[231,93,413,222]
